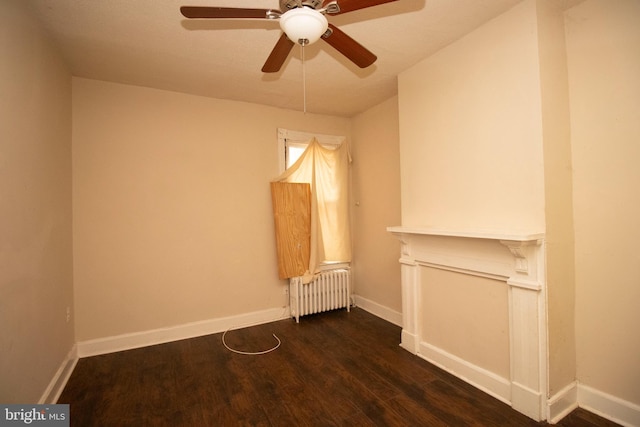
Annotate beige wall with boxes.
[566,0,640,405]
[398,0,545,234]
[421,268,510,378]
[397,0,546,392]
[0,0,74,402]
[351,96,402,314]
[72,78,351,341]
[536,0,577,397]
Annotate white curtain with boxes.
[274,138,351,282]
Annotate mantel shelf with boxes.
[386,226,544,242]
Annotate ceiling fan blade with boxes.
[323,0,398,15]
[262,33,295,73]
[322,24,376,68]
[180,6,274,19]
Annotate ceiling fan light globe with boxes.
[279,8,328,45]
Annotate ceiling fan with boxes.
[180,0,399,73]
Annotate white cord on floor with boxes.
[221,307,288,355]
[222,329,281,355]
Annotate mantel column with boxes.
[500,239,547,421]
[397,237,420,354]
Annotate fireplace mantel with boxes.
[387,226,544,242]
[388,226,547,421]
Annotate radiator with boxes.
[289,268,351,323]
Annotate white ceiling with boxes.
[27,0,525,117]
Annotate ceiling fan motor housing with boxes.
[280,0,324,11]
[280,7,329,45]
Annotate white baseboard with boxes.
[511,381,544,421]
[578,383,640,427]
[418,341,511,405]
[76,306,290,358]
[353,294,402,327]
[401,329,419,354]
[547,381,640,426]
[547,381,578,423]
[39,345,78,404]
[413,344,640,427]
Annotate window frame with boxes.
[277,128,346,174]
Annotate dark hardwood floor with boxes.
[59,308,619,426]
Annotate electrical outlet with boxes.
[66,306,71,323]
[283,287,289,295]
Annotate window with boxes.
[274,128,350,275]
[285,142,307,169]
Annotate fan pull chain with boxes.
[301,42,307,114]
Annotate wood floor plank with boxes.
[58,308,620,426]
